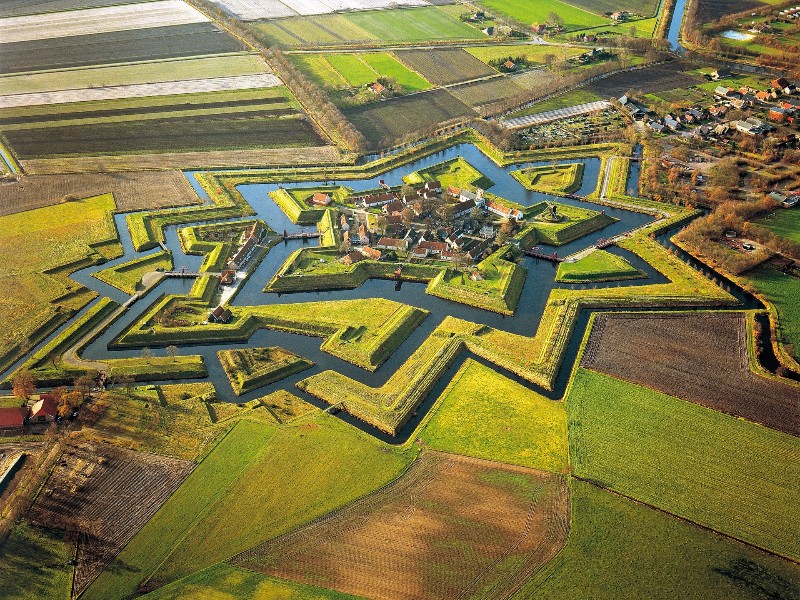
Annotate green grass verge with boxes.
[403,156,493,190]
[568,368,800,561]
[418,359,568,473]
[755,208,800,245]
[510,163,584,195]
[83,416,416,600]
[93,250,172,294]
[555,249,646,283]
[745,266,800,361]
[516,480,800,599]
[217,346,313,396]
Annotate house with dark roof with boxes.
[209,305,232,324]
[30,397,58,423]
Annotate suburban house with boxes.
[769,106,789,122]
[375,237,409,251]
[29,397,58,423]
[486,200,523,220]
[0,407,27,431]
[369,82,386,94]
[356,192,395,209]
[424,180,442,193]
[360,246,382,260]
[340,251,365,266]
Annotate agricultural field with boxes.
[476,0,609,30]
[756,207,800,245]
[568,367,800,560]
[505,88,601,120]
[80,383,237,460]
[419,359,568,472]
[519,480,800,598]
[344,88,473,148]
[0,171,198,216]
[83,417,416,599]
[586,61,704,98]
[447,76,525,110]
[395,48,496,86]
[0,523,74,600]
[466,44,586,66]
[28,442,194,597]
[581,312,800,434]
[247,6,484,48]
[234,452,569,600]
[209,0,429,20]
[565,0,661,17]
[745,267,800,359]
[555,249,646,283]
[0,193,120,373]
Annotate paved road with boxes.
[503,100,612,129]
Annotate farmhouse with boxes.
[369,82,386,94]
[309,192,332,207]
[712,67,731,80]
[30,397,58,423]
[0,407,27,431]
[209,305,232,324]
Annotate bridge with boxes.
[283,230,322,240]
[522,249,564,263]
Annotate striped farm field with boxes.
[0,0,208,43]
[466,44,587,66]
[447,76,524,109]
[214,0,429,19]
[477,0,609,30]
[568,368,800,561]
[249,6,482,48]
[0,54,269,96]
[293,52,431,93]
[0,22,246,75]
[0,0,153,18]
[0,74,282,108]
[395,48,496,85]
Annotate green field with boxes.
[84,417,416,599]
[140,564,362,600]
[517,480,800,599]
[324,54,377,87]
[93,251,172,294]
[565,0,661,16]
[511,163,584,194]
[756,208,800,244]
[0,193,120,372]
[568,368,800,560]
[477,0,609,30]
[360,52,431,92]
[504,89,602,120]
[250,7,483,49]
[745,267,800,357]
[556,249,646,283]
[0,524,73,600]
[419,359,568,472]
[466,44,586,65]
[217,346,313,395]
[404,156,492,189]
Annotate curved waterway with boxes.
[2,143,762,442]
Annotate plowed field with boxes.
[233,451,569,600]
[581,312,800,435]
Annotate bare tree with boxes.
[166,345,179,362]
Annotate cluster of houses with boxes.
[335,181,524,266]
[0,395,60,432]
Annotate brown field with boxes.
[20,146,341,174]
[28,442,193,596]
[581,312,800,436]
[233,452,569,600]
[0,171,199,216]
[587,62,703,98]
[695,0,761,23]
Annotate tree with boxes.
[166,345,180,362]
[547,11,563,27]
[401,207,415,227]
[119,374,135,397]
[12,370,35,401]
[141,347,155,363]
[74,373,96,399]
[58,390,83,418]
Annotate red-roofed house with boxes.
[0,407,27,430]
[309,192,332,206]
[30,397,58,423]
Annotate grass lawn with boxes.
[568,368,800,561]
[419,359,568,473]
[404,157,492,189]
[516,480,800,599]
[0,193,120,371]
[0,523,73,600]
[556,249,646,283]
[84,416,416,599]
[511,163,583,194]
[93,250,172,294]
[346,7,484,43]
[477,0,608,30]
[140,564,363,600]
[360,52,431,92]
[755,208,800,245]
[217,346,313,396]
[324,54,377,87]
[745,267,800,356]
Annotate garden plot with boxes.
[1,73,282,108]
[210,0,429,20]
[29,442,193,597]
[581,312,800,436]
[234,452,569,600]
[0,0,208,43]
